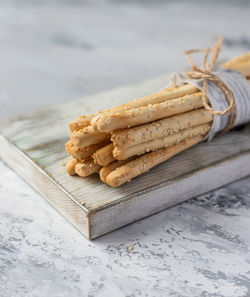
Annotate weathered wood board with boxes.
[1,73,250,239]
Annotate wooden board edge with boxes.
[0,134,91,239]
[88,152,250,239]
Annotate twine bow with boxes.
[184,37,236,132]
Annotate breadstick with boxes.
[70,125,110,148]
[70,91,202,148]
[75,159,101,177]
[65,140,110,161]
[111,109,213,148]
[69,115,92,132]
[99,157,135,183]
[92,143,115,166]
[69,52,248,134]
[68,106,126,133]
[221,52,250,68]
[92,92,203,132]
[106,135,203,187]
[65,140,74,152]
[223,60,250,78]
[66,158,78,176]
[113,123,210,160]
[102,84,198,113]
[70,85,197,132]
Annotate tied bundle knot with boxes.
[184,37,236,132]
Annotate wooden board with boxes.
[1,73,250,239]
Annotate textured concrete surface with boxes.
[0,1,250,296]
[1,160,250,297]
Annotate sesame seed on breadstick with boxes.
[92,92,203,133]
[69,115,93,132]
[75,159,101,177]
[106,135,204,187]
[113,123,210,160]
[70,125,110,148]
[92,143,115,166]
[111,109,213,148]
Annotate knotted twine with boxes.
[169,37,250,141]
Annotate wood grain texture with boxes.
[0,135,90,238]
[1,73,250,239]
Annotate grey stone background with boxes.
[0,1,250,296]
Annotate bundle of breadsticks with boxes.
[65,50,250,187]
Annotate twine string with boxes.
[184,37,236,132]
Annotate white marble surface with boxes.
[0,1,250,296]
